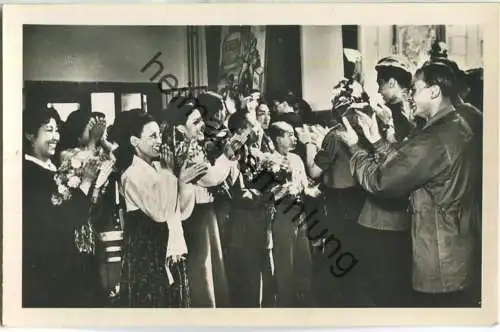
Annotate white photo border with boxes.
[3,3,498,328]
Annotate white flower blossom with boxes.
[58,184,69,195]
[51,194,63,206]
[67,176,81,188]
[71,158,82,169]
[271,164,280,174]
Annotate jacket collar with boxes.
[24,154,57,172]
[423,104,456,130]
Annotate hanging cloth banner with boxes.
[218,26,266,98]
[394,25,439,73]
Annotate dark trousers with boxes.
[225,205,275,307]
[272,199,315,307]
[354,225,413,307]
[312,186,366,307]
[413,288,478,308]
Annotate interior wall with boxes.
[358,25,393,100]
[23,25,189,85]
[359,25,483,99]
[446,25,483,70]
[300,26,344,111]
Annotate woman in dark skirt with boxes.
[113,109,207,307]
[22,107,105,307]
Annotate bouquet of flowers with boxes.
[331,79,375,134]
[52,147,110,255]
[203,126,231,165]
[257,152,293,185]
[173,131,209,169]
[51,148,108,206]
[244,152,297,200]
[173,129,233,200]
[331,78,370,111]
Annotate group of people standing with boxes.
[22,52,482,309]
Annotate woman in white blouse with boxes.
[113,109,207,308]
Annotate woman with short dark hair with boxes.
[113,109,207,307]
[23,107,105,307]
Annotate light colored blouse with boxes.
[192,154,240,204]
[121,155,195,257]
[282,152,309,191]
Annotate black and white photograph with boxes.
[3,3,498,328]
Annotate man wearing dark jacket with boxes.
[338,62,482,307]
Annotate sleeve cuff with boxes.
[348,144,364,155]
[373,139,386,150]
[373,138,393,154]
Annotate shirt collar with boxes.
[24,154,57,172]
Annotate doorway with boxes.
[264,25,302,101]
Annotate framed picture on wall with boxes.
[393,25,445,72]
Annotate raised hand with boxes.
[79,159,101,195]
[247,99,258,113]
[309,125,327,147]
[356,111,382,144]
[295,126,312,145]
[370,102,394,126]
[89,117,106,143]
[179,161,208,184]
[160,143,174,170]
[335,117,359,147]
[94,160,115,189]
[82,160,100,183]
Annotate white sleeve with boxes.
[195,154,238,187]
[178,182,196,221]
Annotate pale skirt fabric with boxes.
[182,203,230,307]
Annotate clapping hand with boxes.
[246,98,258,113]
[94,160,115,189]
[295,126,312,145]
[370,102,394,127]
[309,125,327,147]
[178,160,208,184]
[335,117,359,147]
[160,143,174,170]
[79,159,100,195]
[356,111,382,144]
[89,117,107,143]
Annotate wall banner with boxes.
[217,26,266,98]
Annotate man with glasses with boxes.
[338,62,482,307]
